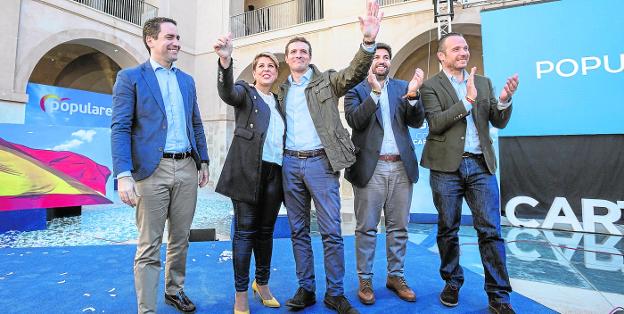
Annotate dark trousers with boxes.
[232,161,283,292]
[429,156,512,304]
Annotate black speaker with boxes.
[189,228,217,242]
[47,206,81,221]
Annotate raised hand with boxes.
[499,74,519,103]
[466,66,478,103]
[367,66,382,94]
[214,33,233,68]
[408,68,424,94]
[359,0,384,43]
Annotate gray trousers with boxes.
[353,160,413,279]
[133,157,198,314]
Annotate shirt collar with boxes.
[149,58,177,72]
[443,68,469,84]
[288,67,313,85]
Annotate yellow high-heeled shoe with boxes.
[252,280,280,308]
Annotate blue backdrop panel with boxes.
[25,83,112,128]
[481,0,624,136]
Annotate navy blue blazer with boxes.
[344,78,425,187]
[111,61,209,181]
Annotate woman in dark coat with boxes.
[214,33,284,314]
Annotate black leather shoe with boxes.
[323,294,359,314]
[489,302,516,314]
[285,287,316,310]
[165,290,196,313]
[439,283,459,307]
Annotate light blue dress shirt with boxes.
[285,68,322,151]
[369,79,418,155]
[150,58,191,154]
[285,44,377,151]
[444,69,481,154]
[443,69,510,154]
[374,79,400,155]
[257,90,285,165]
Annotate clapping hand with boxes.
[499,74,519,103]
[466,67,477,103]
[367,66,382,94]
[407,68,424,94]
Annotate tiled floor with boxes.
[1,188,622,313]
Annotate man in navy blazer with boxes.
[111,17,209,314]
[344,43,424,305]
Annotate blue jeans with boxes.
[429,155,512,304]
[282,154,344,296]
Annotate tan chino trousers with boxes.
[133,157,198,314]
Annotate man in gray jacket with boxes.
[278,2,382,313]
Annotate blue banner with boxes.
[26,83,113,128]
[481,0,624,136]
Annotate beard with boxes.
[373,66,389,81]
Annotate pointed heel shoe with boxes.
[252,280,280,308]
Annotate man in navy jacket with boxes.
[111,17,209,314]
[344,42,424,305]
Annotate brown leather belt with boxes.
[163,151,191,159]
[284,148,326,159]
[461,152,483,158]
[379,154,401,162]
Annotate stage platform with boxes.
[0,235,553,313]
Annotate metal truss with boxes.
[433,0,456,38]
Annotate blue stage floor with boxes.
[0,235,553,313]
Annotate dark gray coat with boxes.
[420,71,512,174]
[277,46,373,172]
[215,60,284,204]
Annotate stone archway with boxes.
[16,29,144,95]
[391,24,484,81]
[29,43,122,94]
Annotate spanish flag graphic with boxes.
[0,138,112,211]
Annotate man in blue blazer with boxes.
[344,43,424,305]
[111,17,209,314]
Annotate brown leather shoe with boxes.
[357,278,375,305]
[386,276,416,302]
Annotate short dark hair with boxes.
[375,42,392,59]
[284,36,312,57]
[142,17,177,54]
[437,32,464,53]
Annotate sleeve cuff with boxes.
[117,171,131,179]
[497,99,511,110]
[369,92,380,103]
[361,42,377,53]
[462,98,473,113]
